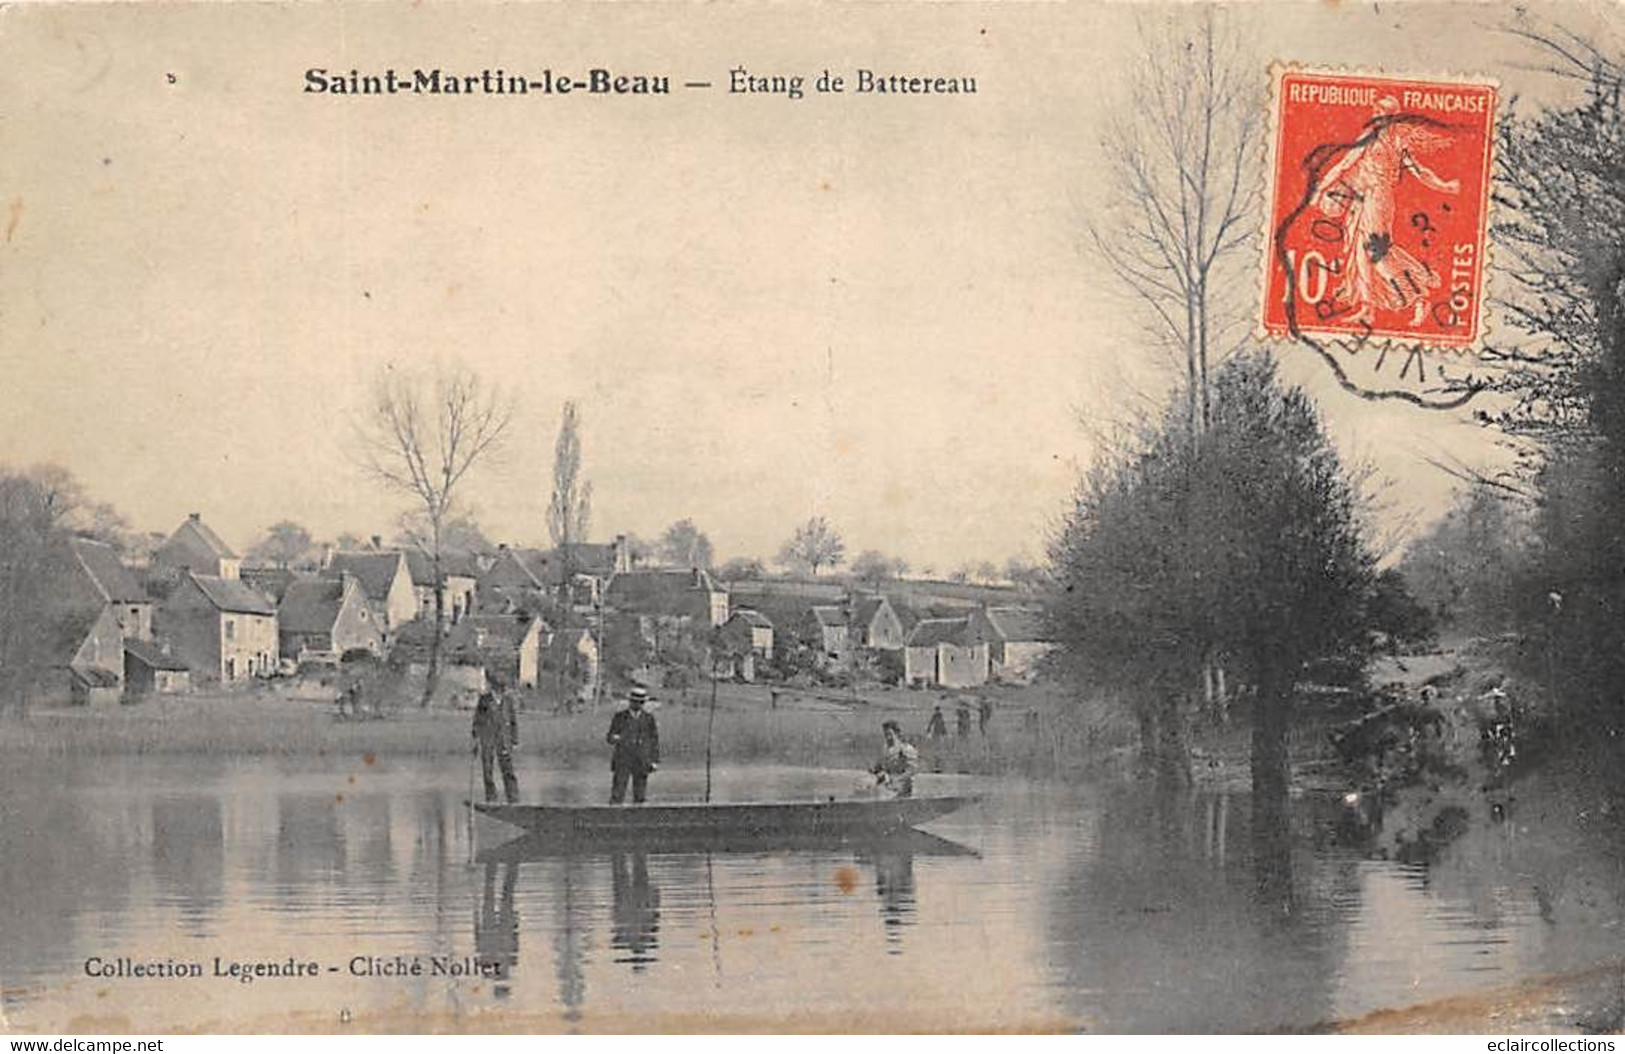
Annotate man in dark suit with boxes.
[607,685,660,804]
[471,673,520,804]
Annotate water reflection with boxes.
[151,795,224,925]
[868,852,917,952]
[474,860,518,997]
[1,758,1621,1032]
[609,853,661,970]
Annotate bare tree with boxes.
[358,363,513,707]
[548,401,593,710]
[777,516,845,576]
[1092,9,1260,436]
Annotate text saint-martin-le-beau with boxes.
[304,68,671,95]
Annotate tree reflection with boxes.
[150,795,224,928]
[1046,783,1360,1031]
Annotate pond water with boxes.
[1,756,1620,1032]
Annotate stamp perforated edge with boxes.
[1254,61,1501,358]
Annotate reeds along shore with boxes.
[0,685,1134,777]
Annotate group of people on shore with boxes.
[469,679,921,805]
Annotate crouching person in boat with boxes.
[607,685,660,805]
[872,720,918,798]
[472,673,520,804]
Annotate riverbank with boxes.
[1330,961,1625,1034]
[0,679,1137,776]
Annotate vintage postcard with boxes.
[3,0,1624,1038]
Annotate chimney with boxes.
[188,512,201,523]
[498,543,509,552]
[614,534,629,573]
[370,535,383,551]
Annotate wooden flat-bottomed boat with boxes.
[475,824,981,862]
[471,795,976,841]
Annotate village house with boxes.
[324,550,417,635]
[404,549,480,624]
[971,606,1056,682]
[59,538,153,705]
[393,612,548,700]
[551,536,632,607]
[717,608,774,682]
[123,638,191,697]
[850,594,906,650]
[476,546,555,615]
[803,605,850,667]
[276,573,384,662]
[454,614,545,689]
[721,608,774,656]
[605,568,729,656]
[160,572,279,685]
[903,617,990,689]
[153,513,241,580]
[546,625,602,705]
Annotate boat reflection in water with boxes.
[472,825,979,995]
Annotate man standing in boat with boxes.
[607,685,660,804]
[472,673,520,804]
[871,719,919,798]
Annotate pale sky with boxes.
[2,1,1617,569]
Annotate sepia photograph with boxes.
[1,0,1623,1037]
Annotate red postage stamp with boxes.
[1261,68,1498,351]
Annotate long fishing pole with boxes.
[705,656,719,804]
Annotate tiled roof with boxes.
[606,569,722,615]
[71,664,122,688]
[71,538,147,604]
[241,567,297,604]
[189,573,277,615]
[124,638,189,672]
[553,542,619,576]
[728,608,773,629]
[180,516,236,558]
[481,548,554,589]
[326,552,405,601]
[277,576,346,634]
[405,548,485,585]
[906,617,975,649]
[983,606,1051,643]
[852,595,891,628]
[454,615,542,651]
[810,605,847,628]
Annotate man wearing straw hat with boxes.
[607,685,661,804]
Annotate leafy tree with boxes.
[659,519,714,569]
[249,520,314,569]
[623,533,656,568]
[0,471,85,712]
[715,556,766,582]
[1004,556,1051,593]
[1475,30,1625,742]
[396,512,495,556]
[1050,353,1375,801]
[778,516,845,575]
[851,550,907,588]
[1397,488,1528,634]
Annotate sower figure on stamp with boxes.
[1314,96,1460,328]
[471,673,520,804]
[607,685,660,804]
